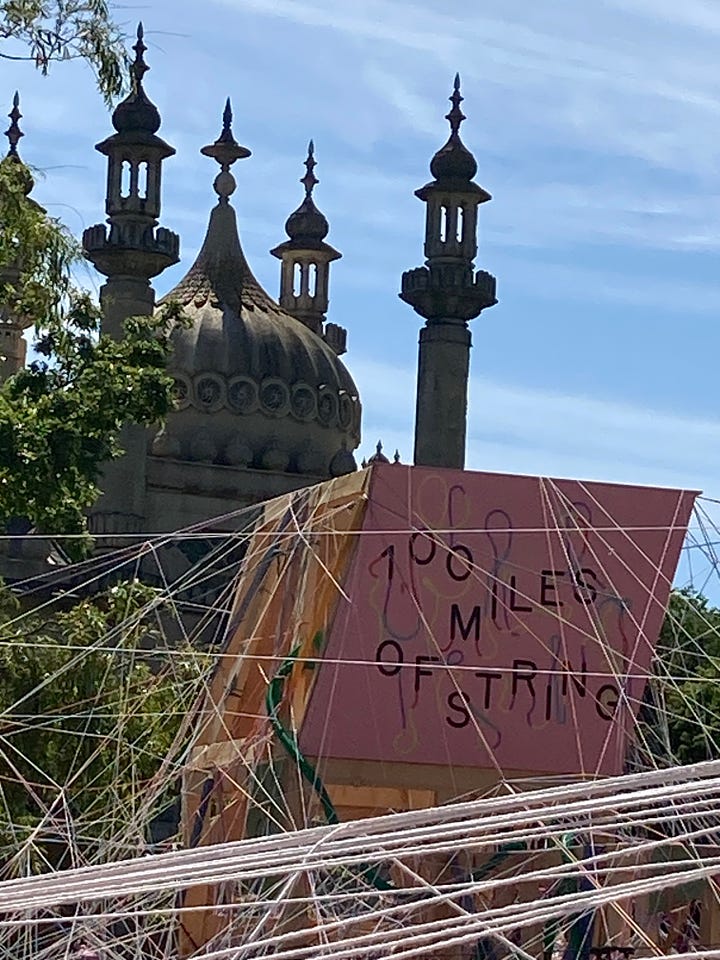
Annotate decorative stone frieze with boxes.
[169,371,358,432]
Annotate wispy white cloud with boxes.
[7,0,720,502]
[352,355,720,494]
[353,350,720,592]
[213,0,720,173]
[606,0,720,34]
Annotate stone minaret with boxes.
[400,75,497,469]
[83,24,179,538]
[0,93,36,383]
[271,142,347,355]
[83,23,179,338]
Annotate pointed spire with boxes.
[215,97,237,145]
[4,92,34,195]
[400,74,497,471]
[279,141,329,243]
[270,140,342,339]
[367,440,390,464]
[446,74,466,136]
[301,140,318,198]
[428,73,477,183]
[202,98,251,164]
[130,22,149,90]
[393,449,401,464]
[5,91,23,158]
[110,22,162,135]
[85,21,178,289]
[201,98,251,204]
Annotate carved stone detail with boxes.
[152,428,181,458]
[317,388,338,427]
[329,443,356,477]
[194,373,225,412]
[170,370,359,435]
[227,375,259,414]
[172,374,192,410]
[338,391,354,430]
[262,443,290,471]
[291,383,317,422]
[225,436,253,467]
[259,378,290,417]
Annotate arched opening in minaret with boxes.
[439,205,448,243]
[120,160,132,199]
[293,262,302,296]
[308,263,317,297]
[456,206,464,242]
[138,162,148,200]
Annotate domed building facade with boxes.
[154,124,360,480]
[1,27,496,569]
[81,28,361,537]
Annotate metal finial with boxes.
[131,22,149,88]
[393,449,401,464]
[367,439,390,464]
[215,97,239,146]
[200,99,251,203]
[5,91,23,157]
[301,139,319,198]
[446,72,466,136]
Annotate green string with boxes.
[265,642,338,825]
[265,641,395,891]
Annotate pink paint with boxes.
[299,465,697,777]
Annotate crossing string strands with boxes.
[2,487,720,957]
[3,764,720,958]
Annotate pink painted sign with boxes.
[299,464,697,777]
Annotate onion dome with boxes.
[367,441,390,464]
[111,24,161,136]
[284,142,329,244]
[400,76,497,470]
[83,28,177,290]
[429,74,478,184]
[156,102,360,479]
[271,142,343,339]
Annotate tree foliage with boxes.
[0,578,205,872]
[1,0,126,103]
[639,589,720,766]
[658,589,720,764]
[0,157,183,556]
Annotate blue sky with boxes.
[4,0,720,507]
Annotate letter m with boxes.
[450,604,481,644]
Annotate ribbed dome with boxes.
[281,141,330,246]
[111,24,161,136]
[156,199,360,477]
[167,203,355,388]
